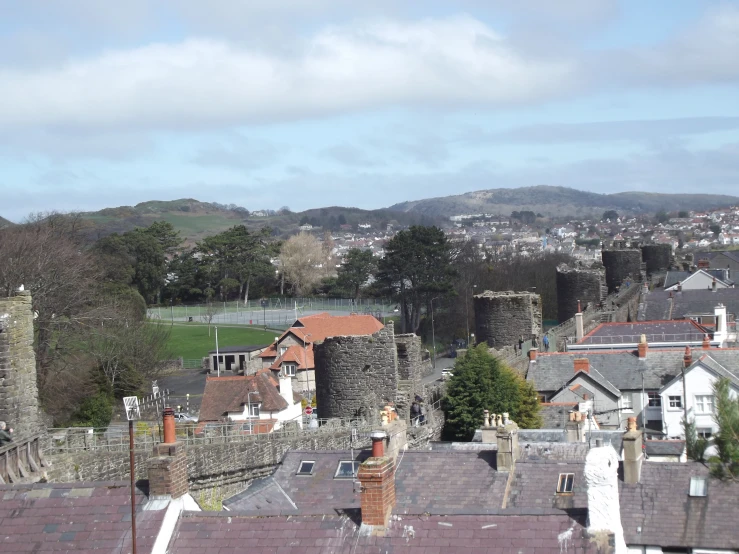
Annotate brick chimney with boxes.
[683,346,692,368]
[147,407,189,499]
[622,417,643,485]
[495,416,519,471]
[573,358,590,374]
[712,277,717,292]
[529,348,538,361]
[702,334,710,349]
[637,334,648,358]
[357,456,396,527]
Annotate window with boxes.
[296,461,315,475]
[248,403,260,417]
[620,393,633,412]
[280,346,288,356]
[556,473,574,494]
[689,476,707,497]
[648,392,661,407]
[668,395,683,409]
[695,395,714,414]
[697,428,713,439]
[335,460,360,479]
[282,363,297,377]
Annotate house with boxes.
[258,312,384,393]
[567,320,715,352]
[527,341,739,432]
[208,344,269,373]
[663,268,733,289]
[659,351,739,441]
[662,268,733,291]
[198,369,303,432]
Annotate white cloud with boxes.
[0,16,576,131]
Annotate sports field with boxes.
[162,323,277,360]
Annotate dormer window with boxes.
[248,403,260,417]
[282,363,297,377]
[280,346,288,356]
[556,473,575,494]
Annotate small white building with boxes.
[664,269,733,292]
[660,350,739,441]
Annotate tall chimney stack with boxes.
[575,300,584,342]
[147,407,189,499]
[357,455,396,527]
[683,346,692,368]
[584,443,627,553]
[702,334,710,350]
[495,417,519,471]
[622,417,643,485]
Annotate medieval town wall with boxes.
[556,265,606,323]
[473,291,542,348]
[601,249,643,293]
[640,244,673,275]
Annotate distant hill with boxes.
[388,186,739,218]
[0,215,14,229]
[77,199,444,243]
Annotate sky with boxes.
[1,0,739,222]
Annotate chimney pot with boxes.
[163,407,176,444]
[638,335,648,358]
[702,334,710,349]
[370,430,387,458]
[683,346,692,368]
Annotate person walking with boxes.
[0,422,13,445]
[518,335,524,356]
[543,334,550,352]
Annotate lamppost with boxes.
[247,390,258,433]
[215,326,220,377]
[431,296,441,369]
[467,284,477,348]
[123,397,140,554]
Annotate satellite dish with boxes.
[123,397,140,421]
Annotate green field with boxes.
[162,324,276,360]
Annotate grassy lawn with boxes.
[161,324,277,360]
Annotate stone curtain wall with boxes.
[0,291,43,438]
[640,244,673,276]
[394,334,422,382]
[473,291,542,349]
[556,265,606,324]
[601,249,643,293]
[314,324,398,419]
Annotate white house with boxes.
[660,350,739,441]
[664,269,733,292]
[198,370,303,433]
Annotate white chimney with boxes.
[279,370,293,406]
[575,300,584,342]
[714,304,728,344]
[584,446,626,553]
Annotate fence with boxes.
[0,434,47,484]
[41,417,375,455]
[148,297,395,327]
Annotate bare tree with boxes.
[280,232,324,296]
[201,301,221,336]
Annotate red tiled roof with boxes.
[268,344,313,370]
[0,481,166,554]
[199,373,288,422]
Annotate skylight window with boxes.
[557,473,575,494]
[689,476,707,497]
[335,460,360,479]
[296,461,315,475]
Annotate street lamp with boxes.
[467,284,477,348]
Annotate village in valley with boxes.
[2,1,739,553]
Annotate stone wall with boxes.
[473,291,542,349]
[314,324,398,419]
[555,265,606,324]
[601,249,642,293]
[640,244,673,276]
[0,291,43,438]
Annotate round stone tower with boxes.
[640,244,673,275]
[556,264,606,323]
[473,291,542,349]
[601,248,642,293]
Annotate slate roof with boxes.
[223,449,510,516]
[0,481,166,554]
[168,512,598,553]
[644,440,684,457]
[199,371,289,422]
[539,403,577,429]
[620,463,739,550]
[664,269,733,289]
[579,320,709,345]
[507,460,588,511]
[639,288,739,321]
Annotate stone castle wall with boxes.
[556,265,605,323]
[0,291,43,438]
[473,291,542,349]
[601,249,643,293]
[314,323,398,419]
